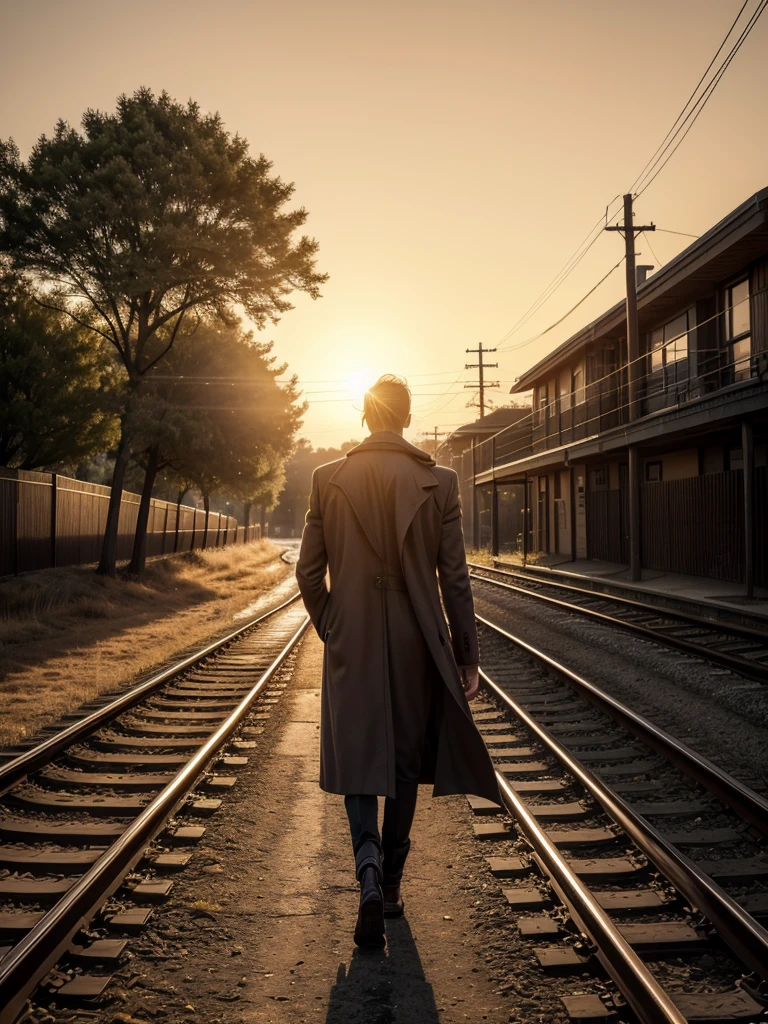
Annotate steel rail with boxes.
[494,772,688,1024]
[469,565,768,683]
[479,653,768,980]
[0,608,311,1024]
[470,561,768,642]
[476,613,768,834]
[0,591,302,797]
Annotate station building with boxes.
[449,187,768,594]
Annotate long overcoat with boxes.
[296,431,499,804]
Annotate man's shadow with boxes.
[325,917,440,1024]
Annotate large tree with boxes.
[0,273,119,470]
[0,88,326,574]
[126,320,304,576]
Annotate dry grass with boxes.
[0,541,292,747]
[465,548,542,567]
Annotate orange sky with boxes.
[2,1,767,447]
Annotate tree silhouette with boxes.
[0,272,119,470]
[0,88,326,574]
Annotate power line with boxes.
[629,0,752,195]
[641,230,663,271]
[146,370,465,385]
[410,369,468,415]
[475,1,763,378]
[633,0,768,197]
[655,227,700,239]
[498,256,625,353]
[495,197,624,347]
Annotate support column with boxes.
[471,440,479,550]
[490,436,499,558]
[491,480,499,558]
[742,419,754,600]
[569,466,577,563]
[522,474,529,567]
[628,445,642,581]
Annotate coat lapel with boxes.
[328,432,438,563]
[328,462,386,561]
[393,461,438,560]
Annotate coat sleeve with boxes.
[296,468,331,640]
[436,470,480,666]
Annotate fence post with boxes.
[742,419,754,599]
[13,472,19,576]
[162,504,169,555]
[50,473,58,568]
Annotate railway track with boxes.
[468,562,768,684]
[471,612,768,1023]
[0,592,309,1024]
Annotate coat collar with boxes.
[344,431,436,465]
[329,432,438,561]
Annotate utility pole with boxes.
[605,194,655,421]
[465,343,499,418]
[426,426,450,461]
[605,193,655,584]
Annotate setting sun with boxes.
[346,366,378,403]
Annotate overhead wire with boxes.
[485,2,764,374]
[629,0,753,195]
[497,256,625,353]
[633,0,768,197]
[495,196,624,346]
[640,230,663,272]
[655,228,700,239]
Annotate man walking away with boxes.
[296,374,499,948]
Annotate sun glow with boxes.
[346,366,378,403]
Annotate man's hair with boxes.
[362,374,411,432]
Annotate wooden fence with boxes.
[586,488,629,565]
[641,471,744,583]
[0,468,260,577]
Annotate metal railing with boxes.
[461,284,768,478]
[469,341,767,478]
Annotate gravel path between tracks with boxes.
[473,581,768,796]
[93,630,582,1024]
[0,542,292,748]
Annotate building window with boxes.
[534,384,548,427]
[573,364,585,406]
[724,279,751,382]
[559,370,572,412]
[647,308,694,392]
[591,467,608,490]
[645,461,662,483]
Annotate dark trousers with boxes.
[345,780,419,885]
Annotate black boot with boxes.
[382,835,409,918]
[383,883,404,918]
[353,838,385,948]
